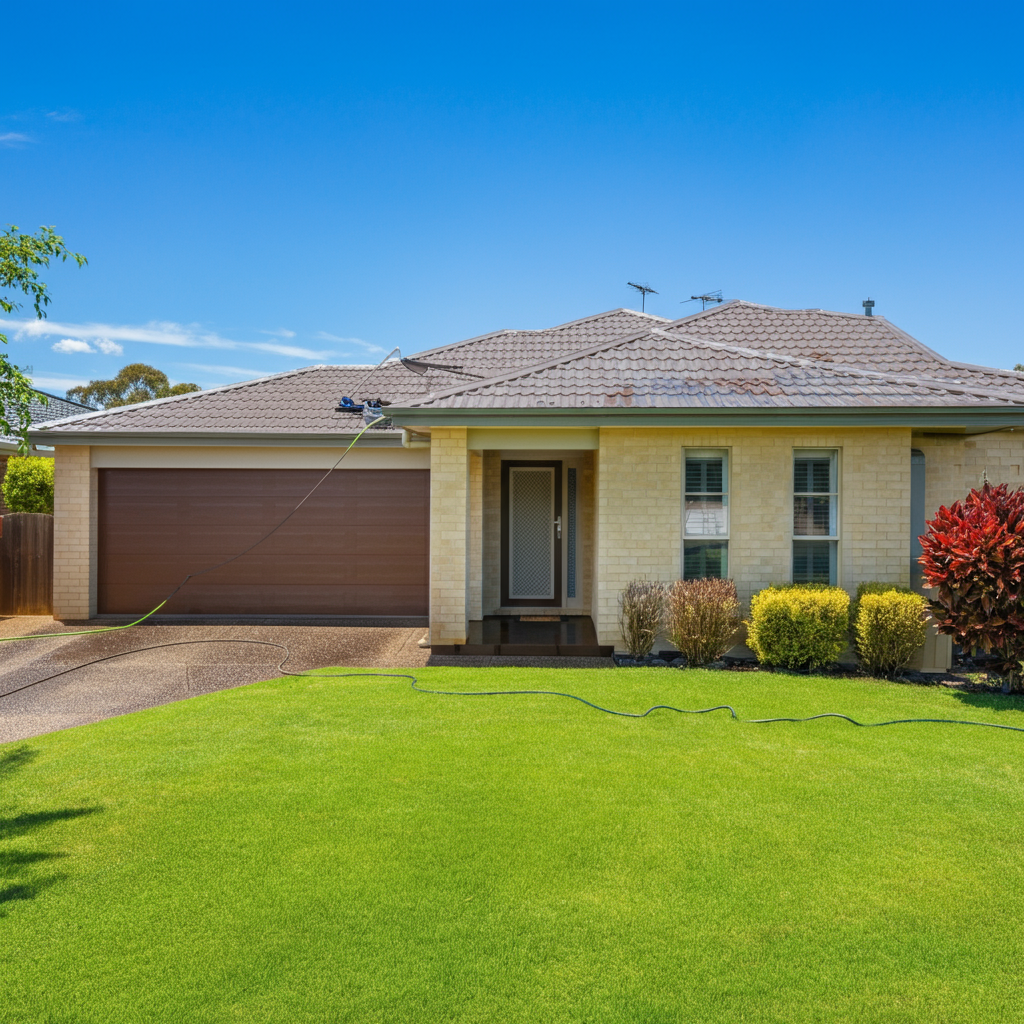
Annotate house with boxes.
[31,302,1024,668]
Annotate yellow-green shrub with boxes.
[2,456,54,514]
[849,581,915,641]
[855,591,928,678]
[747,585,850,669]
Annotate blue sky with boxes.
[2,1,1021,396]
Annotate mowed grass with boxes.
[3,667,1024,1024]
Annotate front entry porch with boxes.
[430,615,612,657]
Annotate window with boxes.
[683,449,728,579]
[792,449,838,584]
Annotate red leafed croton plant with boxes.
[919,482,1024,688]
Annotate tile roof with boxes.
[2,389,95,446]
[34,308,668,435]
[31,302,1024,436]
[411,308,669,374]
[664,300,1024,392]
[32,363,468,434]
[403,330,1024,411]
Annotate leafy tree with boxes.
[1,226,87,451]
[67,363,201,409]
[1,456,54,514]
[1015,363,1024,373]
[919,482,1024,688]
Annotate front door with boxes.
[501,461,562,606]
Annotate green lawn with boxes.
[3,667,1024,1024]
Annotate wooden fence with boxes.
[0,513,54,615]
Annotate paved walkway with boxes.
[0,618,430,743]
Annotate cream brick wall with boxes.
[52,445,96,620]
[914,431,1024,519]
[429,427,470,644]
[594,426,912,647]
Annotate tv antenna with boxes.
[627,281,658,312]
[681,290,724,311]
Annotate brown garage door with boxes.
[98,468,429,615]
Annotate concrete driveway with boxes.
[0,617,430,744]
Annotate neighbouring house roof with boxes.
[29,302,1024,441]
[2,388,96,450]
[399,329,1024,411]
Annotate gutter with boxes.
[401,429,431,448]
[386,405,1024,434]
[25,429,407,449]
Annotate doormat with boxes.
[520,615,561,622]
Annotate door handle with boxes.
[555,516,562,539]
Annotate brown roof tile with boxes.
[664,300,1024,392]
[404,330,1024,411]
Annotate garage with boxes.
[98,468,429,616]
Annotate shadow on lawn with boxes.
[949,690,1024,715]
[0,746,102,916]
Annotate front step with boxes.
[430,643,613,657]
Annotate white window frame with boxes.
[791,448,840,585]
[682,448,730,580]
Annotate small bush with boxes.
[666,578,741,666]
[856,591,928,678]
[849,581,915,641]
[2,456,54,514]
[746,585,849,670]
[618,581,665,659]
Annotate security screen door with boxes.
[501,461,562,606]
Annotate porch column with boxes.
[468,450,483,620]
[429,427,470,645]
[52,444,97,620]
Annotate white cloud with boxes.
[0,132,32,147]
[96,339,124,355]
[259,328,296,338]
[30,375,90,393]
[52,338,94,354]
[179,363,275,380]
[45,109,80,122]
[314,331,386,354]
[5,318,333,360]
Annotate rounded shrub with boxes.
[666,578,741,666]
[2,456,54,514]
[746,585,850,670]
[855,591,928,679]
[849,581,915,641]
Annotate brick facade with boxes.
[429,427,470,644]
[52,444,96,620]
[593,426,913,647]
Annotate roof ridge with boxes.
[409,308,669,363]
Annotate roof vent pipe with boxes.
[862,298,875,316]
